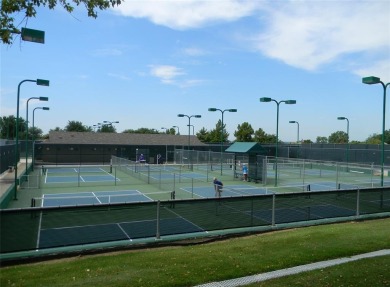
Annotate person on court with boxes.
[242,164,248,181]
[213,177,223,198]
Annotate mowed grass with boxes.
[1,218,389,287]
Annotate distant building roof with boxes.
[225,142,266,154]
[43,131,207,146]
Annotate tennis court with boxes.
[35,190,170,207]
[180,184,272,198]
[43,165,119,184]
[38,214,205,249]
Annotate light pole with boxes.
[187,124,195,135]
[337,116,349,168]
[32,107,49,170]
[93,123,101,132]
[14,79,49,200]
[25,96,49,175]
[177,114,201,166]
[260,97,296,186]
[172,126,180,135]
[103,120,119,127]
[362,76,390,187]
[289,121,300,143]
[161,127,169,133]
[208,108,237,175]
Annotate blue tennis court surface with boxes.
[141,172,207,180]
[181,185,272,198]
[38,217,205,249]
[251,204,356,224]
[45,174,119,183]
[41,190,155,207]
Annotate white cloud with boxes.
[355,61,390,83]
[113,0,260,29]
[252,1,390,74]
[149,65,185,84]
[113,1,389,80]
[182,47,207,57]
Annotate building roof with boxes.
[225,142,266,154]
[43,131,207,146]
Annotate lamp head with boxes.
[337,117,346,120]
[260,97,272,102]
[228,109,237,112]
[42,107,50,110]
[285,100,296,104]
[39,97,49,101]
[36,79,50,86]
[362,76,381,85]
[194,115,201,118]
[208,108,217,112]
[289,121,296,123]
[177,114,185,117]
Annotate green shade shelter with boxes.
[226,142,267,182]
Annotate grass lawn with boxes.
[1,218,389,287]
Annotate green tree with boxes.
[366,133,381,144]
[206,120,229,143]
[234,122,254,142]
[301,139,313,144]
[99,124,116,133]
[328,131,348,144]
[253,128,276,144]
[316,136,328,144]
[196,127,211,143]
[29,126,44,140]
[0,115,16,139]
[50,127,64,132]
[65,121,91,132]
[123,128,159,134]
[1,0,123,44]
[161,128,175,135]
[364,131,390,144]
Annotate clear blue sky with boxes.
[1,0,389,142]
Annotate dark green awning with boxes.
[225,142,266,154]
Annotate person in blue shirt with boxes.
[213,177,223,198]
[242,164,248,181]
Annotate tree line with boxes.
[0,116,387,145]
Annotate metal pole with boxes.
[275,101,280,187]
[380,84,389,186]
[221,111,224,176]
[14,80,36,200]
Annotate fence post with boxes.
[356,189,360,217]
[156,200,161,239]
[272,193,276,227]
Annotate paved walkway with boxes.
[195,249,390,287]
[0,161,26,199]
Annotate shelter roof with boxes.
[225,142,266,154]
